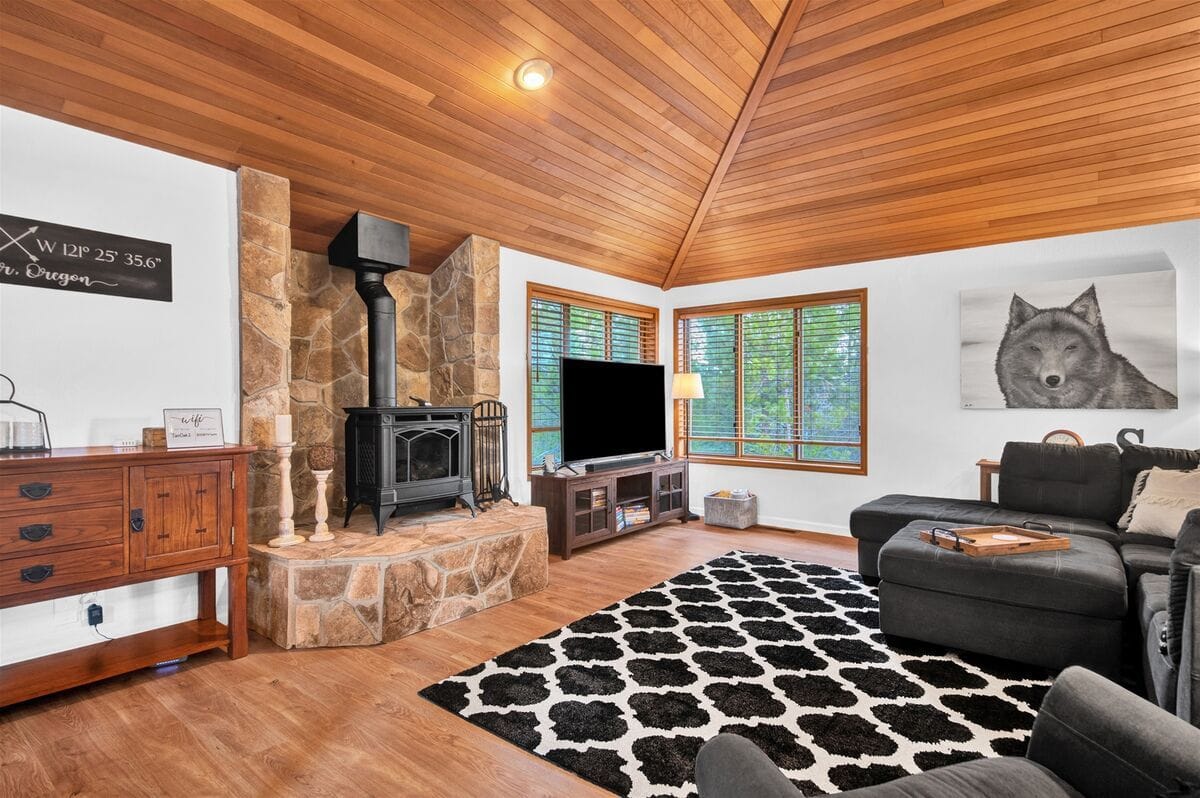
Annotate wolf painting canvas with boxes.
[961,270,1177,409]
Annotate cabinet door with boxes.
[655,467,686,517]
[130,460,232,572]
[570,479,614,544]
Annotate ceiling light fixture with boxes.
[514,58,553,91]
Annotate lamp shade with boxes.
[672,372,704,400]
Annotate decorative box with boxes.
[704,491,757,529]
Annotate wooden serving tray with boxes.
[919,525,1070,557]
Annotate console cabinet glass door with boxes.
[657,468,685,515]
[130,460,233,572]
[572,480,613,543]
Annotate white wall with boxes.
[665,221,1200,533]
[0,108,239,664]
[498,247,664,504]
[499,221,1199,535]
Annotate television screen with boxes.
[561,358,666,463]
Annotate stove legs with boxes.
[370,504,394,536]
[459,492,478,517]
[343,501,358,528]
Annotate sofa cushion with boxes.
[1138,573,1170,635]
[836,757,1080,798]
[1167,509,1200,665]
[1127,468,1200,540]
[879,523,1126,618]
[1146,610,1179,713]
[1119,443,1200,510]
[998,442,1122,524]
[1122,544,1172,587]
[851,494,1119,546]
[1117,468,1152,529]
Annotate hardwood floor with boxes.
[0,522,856,797]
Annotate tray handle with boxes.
[1022,521,1054,533]
[928,527,966,552]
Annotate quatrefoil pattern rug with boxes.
[420,551,1052,797]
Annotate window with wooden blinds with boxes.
[674,289,867,474]
[528,283,658,470]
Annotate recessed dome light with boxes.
[515,59,553,91]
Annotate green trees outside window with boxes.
[676,291,865,472]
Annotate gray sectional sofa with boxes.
[695,666,1200,798]
[851,441,1200,722]
[851,442,1197,584]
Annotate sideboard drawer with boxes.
[0,468,123,513]
[0,505,124,557]
[0,544,125,597]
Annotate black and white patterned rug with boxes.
[420,551,1052,797]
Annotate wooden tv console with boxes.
[531,457,688,559]
[0,444,254,707]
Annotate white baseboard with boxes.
[689,506,850,537]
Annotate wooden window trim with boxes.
[527,282,659,473]
[673,289,868,476]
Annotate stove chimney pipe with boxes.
[328,212,410,408]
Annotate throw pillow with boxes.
[1127,468,1200,540]
[1118,468,1153,529]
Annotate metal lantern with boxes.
[0,374,51,454]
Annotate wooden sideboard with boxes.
[0,444,254,707]
[532,458,688,559]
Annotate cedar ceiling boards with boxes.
[1,1,1197,287]
[668,0,1200,286]
[0,0,786,280]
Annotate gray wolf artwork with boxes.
[995,285,1177,409]
[960,269,1178,409]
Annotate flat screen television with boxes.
[561,357,666,463]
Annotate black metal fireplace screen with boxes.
[397,427,461,483]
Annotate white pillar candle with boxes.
[274,414,293,444]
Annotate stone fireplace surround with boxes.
[237,166,543,650]
[236,166,501,543]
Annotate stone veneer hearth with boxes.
[247,503,547,648]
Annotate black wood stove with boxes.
[330,212,476,535]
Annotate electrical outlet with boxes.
[87,603,103,627]
[113,438,140,448]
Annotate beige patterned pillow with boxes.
[1126,468,1200,539]
[1118,468,1153,529]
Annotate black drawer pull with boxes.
[19,482,52,500]
[20,564,54,583]
[130,508,145,532]
[195,488,207,495]
[19,523,53,542]
[195,527,207,534]
[156,492,170,498]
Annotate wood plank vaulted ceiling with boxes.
[1,0,1197,287]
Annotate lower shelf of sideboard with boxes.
[0,618,231,707]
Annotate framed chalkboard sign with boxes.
[0,214,172,302]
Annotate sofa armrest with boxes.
[1027,666,1200,796]
[695,734,804,798]
[1178,566,1200,725]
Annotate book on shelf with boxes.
[623,502,650,526]
[591,489,606,509]
[615,505,626,531]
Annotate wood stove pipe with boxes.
[355,270,397,408]
[327,211,411,408]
